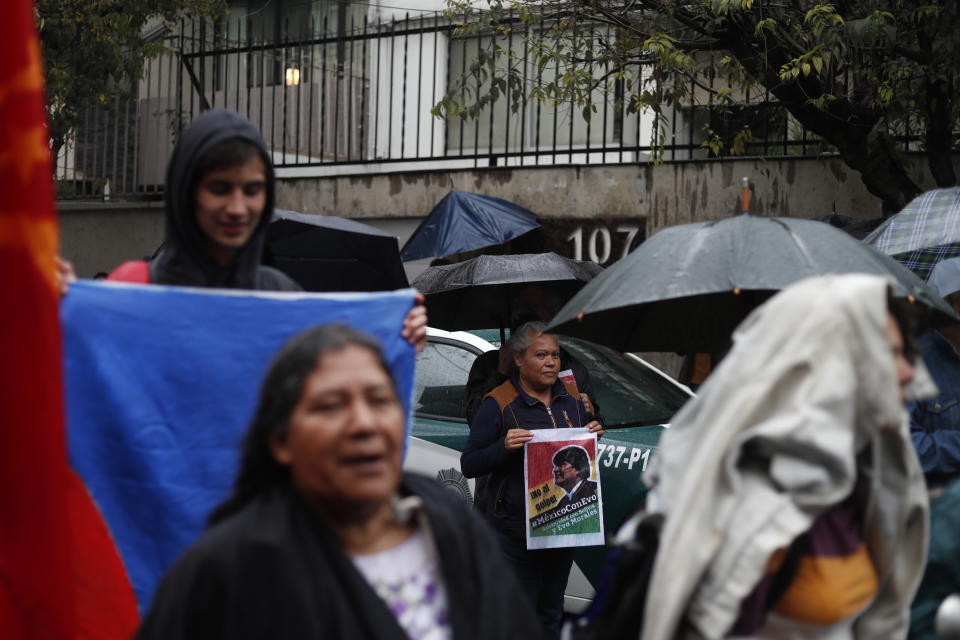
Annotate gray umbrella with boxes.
[412,252,602,331]
[547,214,958,353]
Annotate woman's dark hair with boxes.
[207,324,396,525]
[190,137,270,237]
[888,292,923,364]
[194,137,264,180]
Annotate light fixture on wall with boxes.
[285,67,301,86]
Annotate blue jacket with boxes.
[461,373,589,535]
[910,331,960,486]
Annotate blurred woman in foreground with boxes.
[641,274,931,639]
[136,324,539,640]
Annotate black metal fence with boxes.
[56,10,829,200]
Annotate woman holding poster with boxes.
[462,322,604,639]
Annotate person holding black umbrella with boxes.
[464,285,598,425]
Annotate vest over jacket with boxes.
[461,373,589,536]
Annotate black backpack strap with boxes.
[568,510,664,640]
[765,533,808,609]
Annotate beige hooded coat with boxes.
[641,274,930,640]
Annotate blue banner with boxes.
[61,281,416,613]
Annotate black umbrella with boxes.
[265,210,409,292]
[547,214,958,353]
[412,252,602,332]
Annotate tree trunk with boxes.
[47,111,68,180]
[786,106,921,214]
[721,34,923,214]
[925,77,957,188]
[50,140,62,176]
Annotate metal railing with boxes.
[56,10,830,200]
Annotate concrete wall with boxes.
[59,155,893,278]
[59,201,166,278]
[274,155,887,235]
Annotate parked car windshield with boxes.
[431,330,690,429]
[412,338,480,421]
[557,336,690,428]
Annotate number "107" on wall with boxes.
[566,225,641,264]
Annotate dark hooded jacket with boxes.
[148,108,299,290]
[135,473,542,640]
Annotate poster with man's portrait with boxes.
[523,428,604,550]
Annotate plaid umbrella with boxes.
[864,188,960,281]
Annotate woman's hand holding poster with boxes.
[523,428,604,550]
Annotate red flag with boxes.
[0,2,138,637]
[0,0,76,636]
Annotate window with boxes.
[680,103,789,158]
[444,31,638,156]
[413,341,481,422]
[559,337,690,428]
[214,0,346,89]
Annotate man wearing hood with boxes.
[109,109,301,289]
[107,109,426,345]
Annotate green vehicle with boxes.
[404,328,693,612]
